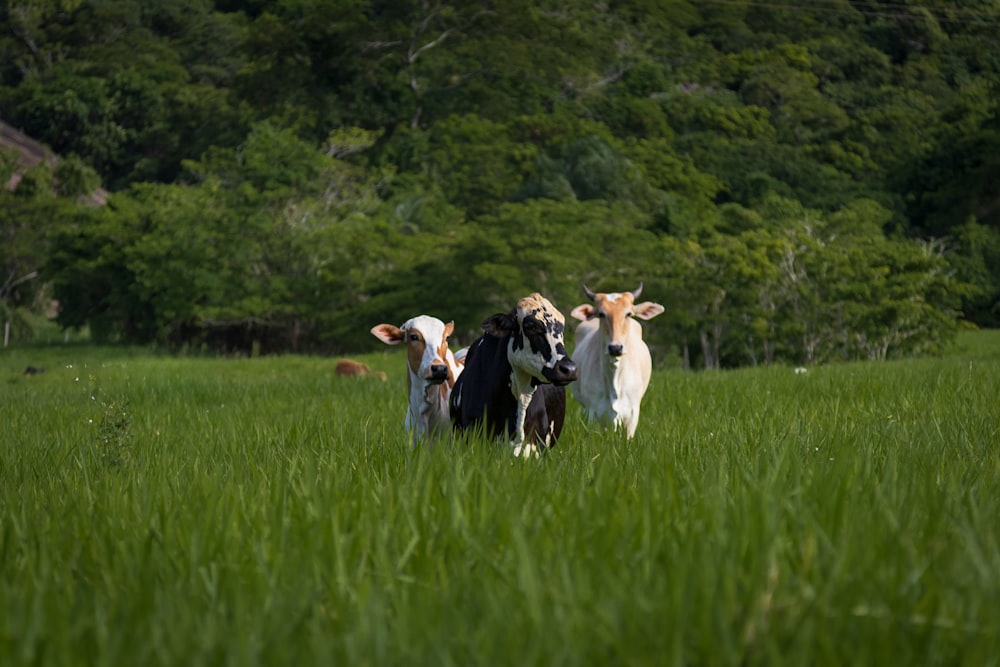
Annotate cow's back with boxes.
[451,334,516,439]
[336,359,373,377]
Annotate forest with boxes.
[1,0,998,367]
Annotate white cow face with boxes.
[570,283,664,358]
[371,315,456,385]
[483,293,578,386]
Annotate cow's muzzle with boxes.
[427,364,449,384]
[543,357,578,386]
[607,343,624,357]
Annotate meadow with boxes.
[1,331,998,666]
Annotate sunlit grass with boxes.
[1,331,998,665]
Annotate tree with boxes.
[390,114,537,216]
[1,151,101,344]
[45,202,149,343]
[46,122,392,351]
[949,218,1000,327]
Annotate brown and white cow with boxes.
[334,359,387,381]
[371,315,464,446]
[570,283,664,439]
[451,293,578,457]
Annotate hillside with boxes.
[1,119,54,186]
[0,0,997,359]
[1,120,107,204]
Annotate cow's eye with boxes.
[625,312,633,318]
[408,333,420,342]
[523,320,539,333]
[597,312,606,319]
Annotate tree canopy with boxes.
[2,0,998,365]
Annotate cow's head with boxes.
[371,315,456,385]
[482,293,578,386]
[570,283,664,359]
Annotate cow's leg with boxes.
[623,399,641,439]
[610,393,637,438]
[510,371,539,458]
[522,390,553,452]
[513,392,541,458]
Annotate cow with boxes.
[371,315,464,446]
[334,359,387,381]
[569,283,664,439]
[451,293,578,457]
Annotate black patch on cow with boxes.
[481,311,518,339]
[451,332,515,438]
[520,308,556,357]
[527,333,551,361]
[519,315,547,359]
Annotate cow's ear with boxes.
[570,304,595,321]
[634,302,665,321]
[371,324,405,345]
[481,311,517,337]
[443,320,455,339]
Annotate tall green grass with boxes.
[2,332,998,666]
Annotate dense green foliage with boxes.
[2,1,999,363]
[1,331,999,664]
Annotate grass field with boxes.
[2,331,999,666]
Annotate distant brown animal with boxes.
[23,366,45,376]
[335,359,386,381]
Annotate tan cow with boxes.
[371,315,464,446]
[570,283,664,439]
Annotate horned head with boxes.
[582,282,643,301]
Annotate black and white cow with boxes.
[451,293,578,457]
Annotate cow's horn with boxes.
[631,282,644,299]
[582,284,597,301]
